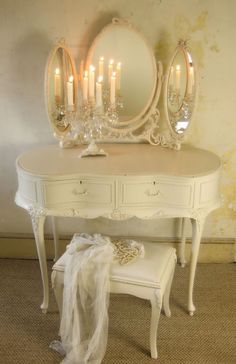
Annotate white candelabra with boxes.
[52,57,124,155]
[76,57,123,157]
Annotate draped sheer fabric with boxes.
[50,233,144,364]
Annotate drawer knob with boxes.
[145,188,160,197]
[72,189,88,196]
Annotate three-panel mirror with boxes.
[45,20,197,149]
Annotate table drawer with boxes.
[42,179,114,206]
[120,179,193,208]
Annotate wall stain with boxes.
[191,11,208,33]
[155,11,210,70]
[210,43,220,53]
[213,147,236,221]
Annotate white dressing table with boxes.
[15,143,221,315]
[16,18,221,315]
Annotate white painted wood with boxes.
[188,217,205,316]
[15,143,221,314]
[29,211,48,313]
[179,217,187,267]
[51,242,177,359]
[51,216,59,262]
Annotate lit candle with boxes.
[108,59,114,85]
[187,65,194,94]
[96,76,103,108]
[175,65,181,91]
[88,65,95,99]
[116,62,121,91]
[110,71,116,105]
[98,57,104,80]
[169,66,174,87]
[67,75,74,106]
[54,68,61,103]
[82,71,88,101]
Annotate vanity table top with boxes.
[16,144,221,178]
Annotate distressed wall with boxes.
[1,0,236,250]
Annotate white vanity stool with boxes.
[51,242,176,359]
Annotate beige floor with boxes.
[0,259,235,363]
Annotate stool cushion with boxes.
[111,243,175,288]
[53,242,175,289]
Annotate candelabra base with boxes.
[79,140,107,158]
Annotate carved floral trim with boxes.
[25,203,219,226]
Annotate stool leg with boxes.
[51,271,63,317]
[51,216,60,262]
[162,264,176,317]
[150,290,162,359]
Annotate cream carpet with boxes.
[0,259,235,363]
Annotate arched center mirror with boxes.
[85,18,159,126]
[164,40,197,142]
[45,40,78,138]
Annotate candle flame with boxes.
[98,76,103,83]
[109,59,114,65]
[55,68,60,75]
[112,71,116,77]
[100,56,104,61]
[69,75,74,82]
[89,65,95,71]
[176,64,181,71]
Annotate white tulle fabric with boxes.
[51,233,144,364]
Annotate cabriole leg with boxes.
[179,217,187,267]
[188,217,205,316]
[29,208,48,313]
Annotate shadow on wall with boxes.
[10,31,54,143]
[0,32,55,218]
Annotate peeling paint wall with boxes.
[1,0,236,241]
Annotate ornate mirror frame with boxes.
[45,39,78,142]
[163,40,198,148]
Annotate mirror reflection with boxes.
[47,45,76,134]
[166,42,195,135]
[85,20,157,124]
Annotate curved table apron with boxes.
[15,143,221,315]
